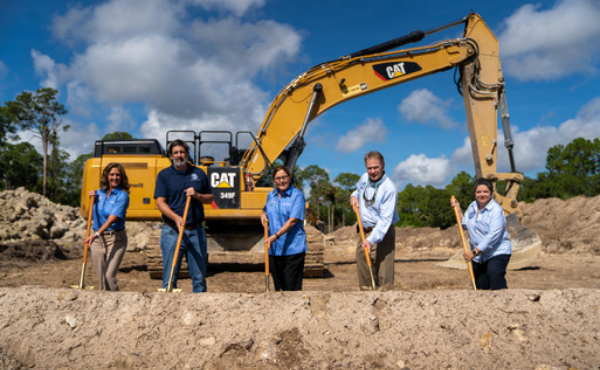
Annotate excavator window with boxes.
[93,139,164,157]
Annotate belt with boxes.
[98,229,125,236]
[356,225,374,234]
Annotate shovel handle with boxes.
[353,204,372,267]
[353,204,376,290]
[262,219,270,292]
[167,195,192,292]
[82,194,96,263]
[451,196,477,291]
[77,194,96,290]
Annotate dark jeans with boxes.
[472,254,511,290]
[269,252,305,291]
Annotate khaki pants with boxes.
[91,229,127,291]
[356,226,395,290]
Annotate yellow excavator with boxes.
[81,12,541,278]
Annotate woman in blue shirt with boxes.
[450,178,512,290]
[260,166,308,291]
[85,163,131,291]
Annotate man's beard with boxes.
[173,158,187,169]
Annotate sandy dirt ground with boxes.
[1,190,600,369]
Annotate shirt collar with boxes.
[171,163,192,175]
[480,199,495,212]
[368,172,387,188]
[101,186,122,196]
[272,185,295,197]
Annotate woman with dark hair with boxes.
[85,162,131,291]
[450,178,512,290]
[260,166,308,291]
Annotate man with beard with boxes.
[350,151,399,290]
[154,140,213,292]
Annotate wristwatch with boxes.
[472,249,479,257]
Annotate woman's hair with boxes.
[272,165,292,180]
[473,178,493,195]
[100,162,131,193]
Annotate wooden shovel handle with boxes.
[82,194,96,264]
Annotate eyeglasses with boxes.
[274,175,290,182]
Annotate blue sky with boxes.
[2,0,600,189]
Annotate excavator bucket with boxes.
[437,213,542,271]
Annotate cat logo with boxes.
[210,172,236,189]
[372,61,422,81]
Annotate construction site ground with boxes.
[1,189,599,369]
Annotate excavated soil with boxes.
[1,189,600,369]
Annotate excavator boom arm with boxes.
[241,12,522,216]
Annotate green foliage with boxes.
[519,137,600,201]
[297,165,332,220]
[334,172,360,226]
[0,105,20,147]
[0,142,43,191]
[4,88,68,196]
[102,132,133,140]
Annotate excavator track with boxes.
[146,230,324,279]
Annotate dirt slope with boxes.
[1,287,598,370]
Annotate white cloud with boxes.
[58,120,101,159]
[15,119,100,160]
[183,0,265,17]
[106,106,137,134]
[46,0,301,138]
[498,0,600,81]
[335,118,389,153]
[52,0,178,44]
[31,50,58,89]
[392,153,452,188]
[398,89,458,128]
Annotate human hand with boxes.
[185,187,196,198]
[88,190,96,196]
[84,233,97,245]
[175,215,185,230]
[351,196,359,209]
[450,198,460,209]
[363,240,372,254]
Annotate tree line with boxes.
[2,88,600,229]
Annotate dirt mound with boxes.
[0,187,157,255]
[0,287,597,370]
[0,240,69,266]
[521,195,600,255]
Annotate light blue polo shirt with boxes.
[351,173,399,245]
[92,187,130,231]
[462,199,512,263]
[263,185,308,256]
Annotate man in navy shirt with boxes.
[154,139,213,292]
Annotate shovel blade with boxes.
[157,288,182,292]
[69,285,94,290]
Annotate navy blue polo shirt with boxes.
[154,164,212,228]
